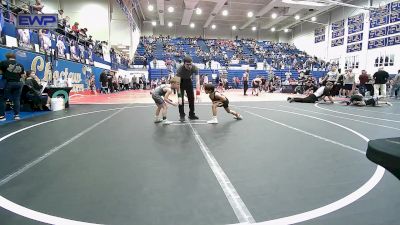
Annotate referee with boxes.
[176,56,199,121]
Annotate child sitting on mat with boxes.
[151,77,180,125]
[204,83,242,124]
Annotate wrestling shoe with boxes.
[162,119,173,125]
[207,117,218,124]
[0,116,5,121]
[154,117,163,123]
[234,114,243,120]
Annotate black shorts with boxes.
[152,94,164,105]
[217,98,229,108]
[344,84,353,90]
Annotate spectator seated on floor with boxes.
[23,70,50,111]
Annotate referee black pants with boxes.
[243,81,248,95]
[293,94,318,103]
[179,79,195,117]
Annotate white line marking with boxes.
[0,104,386,225]
[254,166,385,225]
[0,108,125,187]
[279,105,400,131]
[315,103,400,123]
[0,106,153,225]
[169,122,208,126]
[236,106,369,142]
[237,106,385,225]
[0,196,99,225]
[244,110,365,154]
[188,122,256,224]
[337,106,400,116]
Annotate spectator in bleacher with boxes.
[176,56,199,121]
[0,53,25,121]
[56,35,66,58]
[80,28,88,39]
[58,9,65,23]
[72,22,80,34]
[31,0,44,14]
[143,57,147,69]
[152,58,157,69]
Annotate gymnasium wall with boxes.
[15,0,141,57]
[141,22,279,41]
[290,0,400,74]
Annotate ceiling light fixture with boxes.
[271,27,276,32]
[190,23,195,28]
[284,28,289,32]
[196,8,202,15]
[168,22,173,27]
[247,12,253,17]
[211,24,216,29]
[311,16,317,21]
[147,4,154,11]
[222,10,228,16]
[152,21,157,26]
[252,26,257,31]
[232,25,237,30]
[271,13,277,19]
[282,0,328,7]
[294,15,300,20]
[168,6,174,13]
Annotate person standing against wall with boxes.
[0,53,25,121]
[176,56,199,121]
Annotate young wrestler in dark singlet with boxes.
[204,83,243,124]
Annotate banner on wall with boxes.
[370,4,390,28]
[331,19,345,31]
[348,13,364,34]
[347,43,362,53]
[315,35,325,43]
[332,29,344,39]
[0,47,107,92]
[390,1,400,23]
[368,38,387,49]
[331,38,344,47]
[314,27,325,36]
[348,33,363,43]
[387,35,400,46]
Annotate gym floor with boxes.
[0,93,399,225]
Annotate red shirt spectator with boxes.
[71,22,79,33]
[359,71,369,85]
